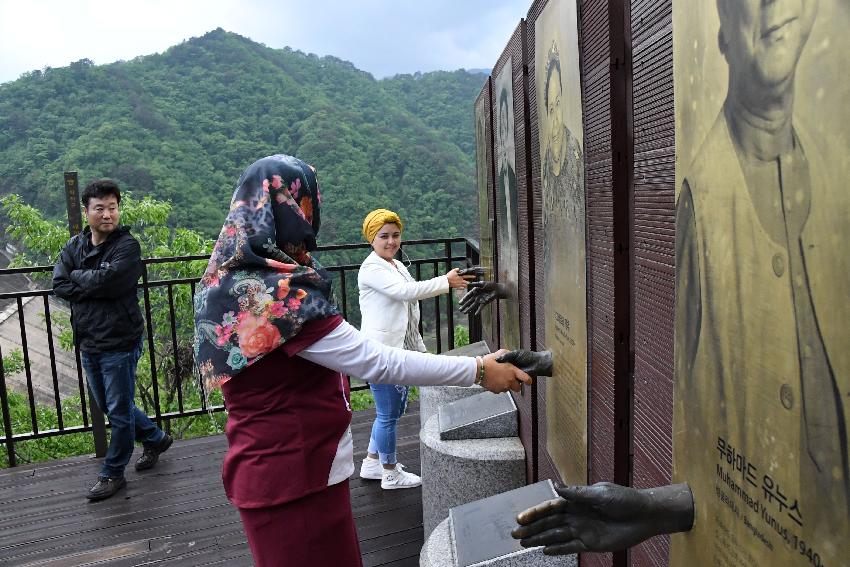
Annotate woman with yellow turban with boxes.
[357,208,474,489]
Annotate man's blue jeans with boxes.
[81,340,164,478]
[367,383,409,465]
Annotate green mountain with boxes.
[0,29,486,242]
[382,69,488,159]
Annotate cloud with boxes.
[0,0,527,83]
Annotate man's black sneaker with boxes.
[86,475,126,501]
[135,434,173,471]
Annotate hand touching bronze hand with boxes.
[511,482,694,555]
[457,266,487,278]
[495,350,553,377]
[480,349,534,393]
[446,268,475,289]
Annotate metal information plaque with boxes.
[672,0,850,564]
[535,0,588,486]
[438,391,517,440]
[450,480,557,567]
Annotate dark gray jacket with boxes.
[52,227,144,353]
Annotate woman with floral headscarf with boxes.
[194,155,532,566]
[357,209,473,489]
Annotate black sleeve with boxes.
[52,239,85,301]
[675,180,701,380]
[68,236,142,298]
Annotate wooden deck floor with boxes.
[0,402,424,566]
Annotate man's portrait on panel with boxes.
[674,0,850,562]
[496,78,517,260]
[494,61,520,348]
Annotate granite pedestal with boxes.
[420,412,525,537]
[419,341,491,428]
[420,481,576,567]
[421,518,575,567]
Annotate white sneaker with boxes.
[381,463,422,490]
[359,456,383,480]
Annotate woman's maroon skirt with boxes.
[238,479,362,566]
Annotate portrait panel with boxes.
[493,59,520,349]
[672,1,850,565]
[535,0,587,485]
[474,91,495,346]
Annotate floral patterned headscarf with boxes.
[193,155,339,390]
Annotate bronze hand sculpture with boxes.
[512,482,694,555]
[457,265,488,278]
[459,281,507,315]
[495,350,553,377]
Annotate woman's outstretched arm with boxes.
[297,321,531,393]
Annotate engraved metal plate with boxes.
[450,480,557,567]
[438,391,517,440]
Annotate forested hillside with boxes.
[0,29,486,242]
[382,69,486,159]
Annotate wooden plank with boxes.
[20,539,165,567]
[0,405,424,566]
[362,538,424,567]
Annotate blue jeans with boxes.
[81,340,164,478]
[367,383,409,465]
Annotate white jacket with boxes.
[357,251,449,349]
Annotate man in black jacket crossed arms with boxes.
[53,179,172,501]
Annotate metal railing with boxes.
[0,237,481,467]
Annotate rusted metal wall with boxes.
[520,3,635,566]
[483,1,676,565]
[581,0,618,559]
[629,0,674,564]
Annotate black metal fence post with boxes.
[65,172,108,458]
[444,241,455,349]
[141,262,164,428]
[432,260,442,353]
[0,343,17,467]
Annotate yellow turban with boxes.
[362,208,403,243]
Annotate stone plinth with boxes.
[420,516,576,567]
[419,340,491,428]
[420,412,525,537]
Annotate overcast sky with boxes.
[0,0,529,84]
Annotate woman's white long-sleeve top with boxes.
[357,251,449,349]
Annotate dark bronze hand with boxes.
[511,482,694,555]
[457,265,487,278]
[495,350,553,377]
[458,281,506,315]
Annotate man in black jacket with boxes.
[53,179,172,501]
